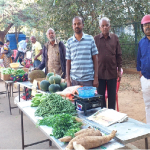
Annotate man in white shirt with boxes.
[14,38,28,62]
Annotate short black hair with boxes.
[6,40,10,43]
[0,41,4,46]
[72,16,84,24]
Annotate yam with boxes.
[59,128,95,142]
[75,130,117,149]
[73,142,86,150]
[65,129,102,150]
[59,136,72,142]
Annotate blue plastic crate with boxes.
[77,86,96,98]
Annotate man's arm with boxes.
[34,49,42,60]
[36,46,46,70]
[92,55,99,87]
[137,43,142,78]
[66,59,71,87]
[116,37,122,82]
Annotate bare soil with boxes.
[118,73,147,149]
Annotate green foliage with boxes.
[35,93,76,117]
[38,113,82,138]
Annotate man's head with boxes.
[141,15,150,36]
[0,41,4,48]
[46,28,56,42]
[99,17,111,36]
[30,36,36,44]
[72,16,84,34]
[6,40,10,46]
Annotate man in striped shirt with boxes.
[66,16,98,87]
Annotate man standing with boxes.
[94,17,122,110]
[30,36,42,68]
[14,38,28,62]
[137,15,150,125]
[66,16,98,87]
[37,28,66,78]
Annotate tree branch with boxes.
[3,23,14,34]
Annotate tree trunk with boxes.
[0,23,14,43]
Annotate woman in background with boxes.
[0,41,12,68]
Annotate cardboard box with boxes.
[1,73,10,81]
[22,68,29,74]
[34,78,46,90]
[13,83,24,91]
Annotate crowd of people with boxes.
[0,14,150,125]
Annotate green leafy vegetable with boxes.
[38,113,82,138]
[35,93,76,117]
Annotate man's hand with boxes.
[93,77,99,87]
[117,71,122,82]
[139,71,142,78]
[34,56,38,60]
[34,67,39,70]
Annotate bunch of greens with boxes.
[35,93,76,117]
[38,113,82,138]
[11,69,25,76]
[2,68,12,74]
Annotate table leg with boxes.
[145,138,148,149]
[49,140,52,146]
[21,111,25,149]
[19,84,20,102]
[8,84,12,115]
[12,83,13,97]
[5,83,7,97]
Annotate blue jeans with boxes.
[33,59,41,68]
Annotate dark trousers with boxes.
[97,78,117,110]
[14,51,24,62]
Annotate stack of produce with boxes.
[35,93,76,117]
[10,68,28,82]
[39,70,67,92]
[29,70,46,83]
[60,128,116,150]
[38,113,82,138]
[71,130,117,150]
[31,93,47,107]
[1,68,13,75]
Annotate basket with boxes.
[77,86,96,98]
[10,63,20,68]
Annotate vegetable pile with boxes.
[31,93,46,107]
[35,93,76,117]
[38,113,82,139]
[11,69,25,76]
[2,68,12,74]
[1,68,25,75]
[41,70,67,93]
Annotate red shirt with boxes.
[94,33,122,80]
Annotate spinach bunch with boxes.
[38,113,82,139]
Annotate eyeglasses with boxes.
[143,23,150,27]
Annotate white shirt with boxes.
[18,40,27,52]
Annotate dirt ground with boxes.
[118,73,147,149]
